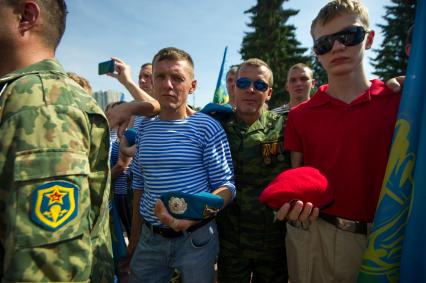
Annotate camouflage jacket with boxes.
[0,59,113,282]
[217,110,291,258]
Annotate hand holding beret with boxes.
[259,166,333,209]
[123,128,137,146]
[161,191,224,220]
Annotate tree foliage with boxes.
[371,0,416,79]
[240,0,310,108]
[310,52,328,91]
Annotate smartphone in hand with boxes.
[98,60,115,75]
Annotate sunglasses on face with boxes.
[313,26,367,55]
[235,77,269,92]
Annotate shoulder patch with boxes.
[31,181,79,231]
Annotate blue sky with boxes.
[56,0,391,107]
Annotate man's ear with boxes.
[189,80,197,94]
[365,30,375,50]
[405,44,411,57]
[19,1,40,34]
[265,87,273,102]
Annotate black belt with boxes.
[320,213,369,235]
[144,218,213,239]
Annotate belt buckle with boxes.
[158,229,168,237]
[336,218,357,233]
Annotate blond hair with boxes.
[311,0,369,39]
[152,47,194,78]
[67,72,92,95]
[237,58,274,86]
[288,63,313,78]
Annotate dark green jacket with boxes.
[217,110,291,258]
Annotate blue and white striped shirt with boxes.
[131,112,235,226]
[132,115,144,131]
[110,139,130,195]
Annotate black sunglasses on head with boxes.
[235,77,269,92]
[313,26,367,55]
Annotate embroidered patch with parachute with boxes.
[31,181,78,231]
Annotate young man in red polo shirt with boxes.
[276,1,401,282]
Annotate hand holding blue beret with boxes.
[160,191,224,220]
[123,128,137,146]
[200,103,233,121]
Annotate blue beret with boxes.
[123,128,137,146]
[200,103,233,121]
[161,191,224,220]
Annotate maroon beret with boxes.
[259,166,333,209]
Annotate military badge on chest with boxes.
[262,142,285,165]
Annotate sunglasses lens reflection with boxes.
[236,78,268,91]
[314,26,366,55]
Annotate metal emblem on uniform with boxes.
[31,181,78,231]
[262,142,279,165]
[277,142,285,162]
[264,157,272,165]
[168,197,188,214]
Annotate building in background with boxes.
[93,90,124,111]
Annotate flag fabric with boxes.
[358,2,426,283]
[213,47,229,104]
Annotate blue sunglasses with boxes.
[236,77,269,92]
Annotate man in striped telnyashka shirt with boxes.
[127,47,236,283]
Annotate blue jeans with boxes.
[129,220,219,283]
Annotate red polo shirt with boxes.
[284,80,401,222]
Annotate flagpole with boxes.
[212,46,229,105]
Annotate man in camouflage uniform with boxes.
[216,58,290,282]
[0,0,113,281]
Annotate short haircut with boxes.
[67,72,92,94]
[311,0,369,39]
[226,64,239,78]
[237,58,274,86]
[141,63,152,69]
[406,25,413,46]
[152,47,194,77]
[5,0,68,50]
[287,63,313,79]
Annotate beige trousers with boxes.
[286,218,368,283]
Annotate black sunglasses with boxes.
[235,77,269,92]
[313,26,367,55]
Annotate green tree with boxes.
[311,52,328,92]
[371,0,416,79]
[240,0,310,108]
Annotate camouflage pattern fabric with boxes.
[216,110,290,282]
[0,59,113,282]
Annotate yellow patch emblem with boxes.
[31,181,78,231]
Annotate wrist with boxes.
[123,79,137,90]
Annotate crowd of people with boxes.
[0,0,411,282]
